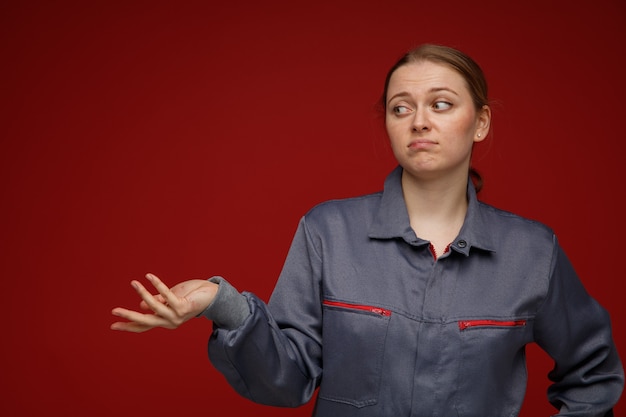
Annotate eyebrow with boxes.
[387,87,459,104]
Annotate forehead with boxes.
[387,61,468,95]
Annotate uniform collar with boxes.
[368,166,497,255]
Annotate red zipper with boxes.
[323,300,392,317]
[458,319,526,330]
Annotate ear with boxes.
[474,105,491,143]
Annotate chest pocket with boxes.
[319,300,392,408]
[455,318,530,416]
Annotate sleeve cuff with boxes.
[199,276,251,329]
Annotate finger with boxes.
[145,273,180,308]
[110,320,154,333]
[139,294,166,311]
[111,307,173,329]
[131,280,173,318]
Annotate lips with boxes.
[408,139,436,150]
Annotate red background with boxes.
[1,1,624,415]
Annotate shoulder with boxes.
[477,200,556,244]
[307,191,382,216]
[302,191,383,229]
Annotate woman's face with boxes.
[385,60,490,182]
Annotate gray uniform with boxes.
[203,166,624,416]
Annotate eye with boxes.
[433,101,452,111]
[392,105,411,115]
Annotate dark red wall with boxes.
[1,1,624,415]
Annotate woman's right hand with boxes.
[110,273,218,333]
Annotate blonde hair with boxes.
[381,44,489,111]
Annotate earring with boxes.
[477,133,481,138]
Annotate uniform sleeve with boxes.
[206,216,324,407]
[534,237,624,416]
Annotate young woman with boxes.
[111,44,624,416]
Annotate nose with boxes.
[412,107,430,132]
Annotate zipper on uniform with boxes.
[323,300,392,317]
[458,319,526,330]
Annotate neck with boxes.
[401,169,469,255]
[402,170,469,217]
